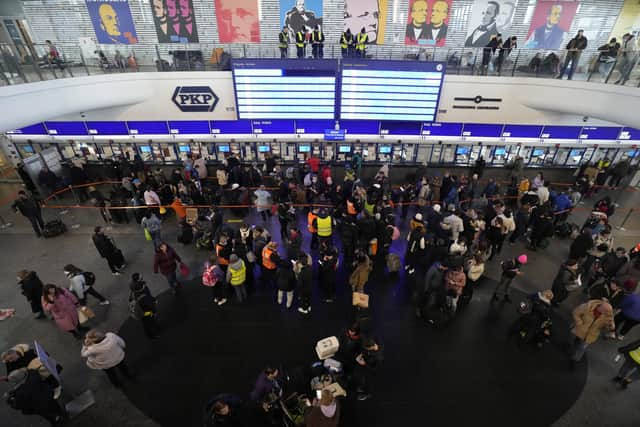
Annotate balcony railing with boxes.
[1,41,639,88]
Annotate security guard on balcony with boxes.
[279,26,289,59]
[341,29,354,58]
[356,27,368,58]
[296,27,308,59]
[311,25,325,59]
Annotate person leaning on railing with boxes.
[614,33,640,85]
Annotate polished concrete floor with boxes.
[0,181,639,427]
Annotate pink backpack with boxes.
[202,263,220,287]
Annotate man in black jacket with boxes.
[557,30,588,80]
[92,226,125,275]
[12,191,44,237]
[354,337,383,401]
[17,270,45,318]
[5,368,66,426]
[129,273,159,339]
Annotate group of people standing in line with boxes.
[278,26,369,59]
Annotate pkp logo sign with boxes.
[172,86,219,112]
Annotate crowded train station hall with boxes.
[0,0,640,426]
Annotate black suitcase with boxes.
[42,220,66,238]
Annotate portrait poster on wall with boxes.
[281,0,323,42]
[524,0,580,50]
[215,0,261,43]
[85,0,138,44]
[151,0,199,43]
[610,0,640,40]
[344,0,387,45]
[464,0,518,47]
[404,0,452,46]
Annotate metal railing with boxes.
[1,41,639,88]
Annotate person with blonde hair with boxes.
[569,299,615,368]
[305,388,340,427]
[81,329,133,388]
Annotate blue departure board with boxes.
[502,124,543,138]
[618,127,640,141]
[380,121,422,135]
[168,121,210,134]
[339,120,380,134]
[232,59,338,120]
[462,123,504,138]
[44,121,87,135]
[6,123,48,135]
[325,129,346,141]
[421,122,463,137]
[127,121,169,135]
[210,120,253,134]
[85,121,128,135]
[252,120,295,134]
[295,119,336,134]
[540,126,582,139]
[579,127,622,140]
[341,60,445,121]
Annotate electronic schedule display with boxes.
[232,59,338,120]
[340,60,445,122]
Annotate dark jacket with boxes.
[567,36,588,51]
[205,394,247,427]
[621,293,640,321]
[249,372,279,403]
[12,196,40,217]
[423,264,445,292]
[305,400,341,427]
[297,265,313,292]
[129,281,157,314]
[570,234,594,259]
[551,264,579,303]
[600,253,628,278]
[19,272,44,303]
[6,369,58,416]
[153,246,182,275]
[277,263,297,292]
[92,233,118,258]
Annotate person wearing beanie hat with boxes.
[128,273,158,339]
[226,254,247,304]
[569,300,615,367]
[492,255,526,303]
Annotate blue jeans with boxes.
[150,231,162,251]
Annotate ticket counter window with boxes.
[554,148,571,166]
[178,144,191,162]
[122,144,137,161]
[455,146,470,165]
[468,145,486,164]
[189,142,202,157]
[529,148,546,166]
[77,143,99,161]
[256,144,270,162]
[284,143,296,161]
[439,145,454,163]
[16,144,35,158]
[378,145,392,162]
[298,144,311,161]
[566,149,585,166]
[217,145,231,161]
[139,145,153,162]
[229,143,241,159]
[59,143,76,160]
[324,143,334,161]
[491,146,507,165]
[402,143,416,163]
[337,144,351,162]
[430,145,442,163]
[544,147,557,164]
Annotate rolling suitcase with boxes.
[42,220,66,238]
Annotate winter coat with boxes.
[11,196,40,217]
[569,234,594,259]
[194,158,208,179]
[349,258,372,291]
[68,273,88,301]
[442,214,464,241]
[277,265,297,292]
[551,264,580,302]
[6,369,57,416]
[153,246,182,276]
[297,265,313,292]
[571,300,615,344]
[42,289,79,332]
[621,293,640,322]
[81,333,126,370]
[19,272,43,303]
[92,233,118,258]
[305,401,341,427]
[424,264,445,292]
[254,189,272,212]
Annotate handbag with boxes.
[77,306,95,324]
[144,228,152,241]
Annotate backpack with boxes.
[202,264,220,286]
[82,272,96,287]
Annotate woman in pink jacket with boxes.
[41,284,85,339]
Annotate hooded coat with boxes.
[81,332,126,370]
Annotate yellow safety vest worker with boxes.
[356,33,368,51]
[262,247,276,270]
[229,261,246,285]
[296,31,305,48]
[630,347,640,364]
[341,33,351,49]
[312,31,324,44]
[279,31,288,49]
[364,200,374,216]
[317,216,332,237]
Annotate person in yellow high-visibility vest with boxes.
[226,254,247,303]
[356,27,368,58]
[296,27,308,59]
[278,26,289,59]
[313,209,335,245]
[614,337,640,389]
[341,29,354,58]
[311,25,325,59]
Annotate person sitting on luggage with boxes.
[204,394,248,427]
